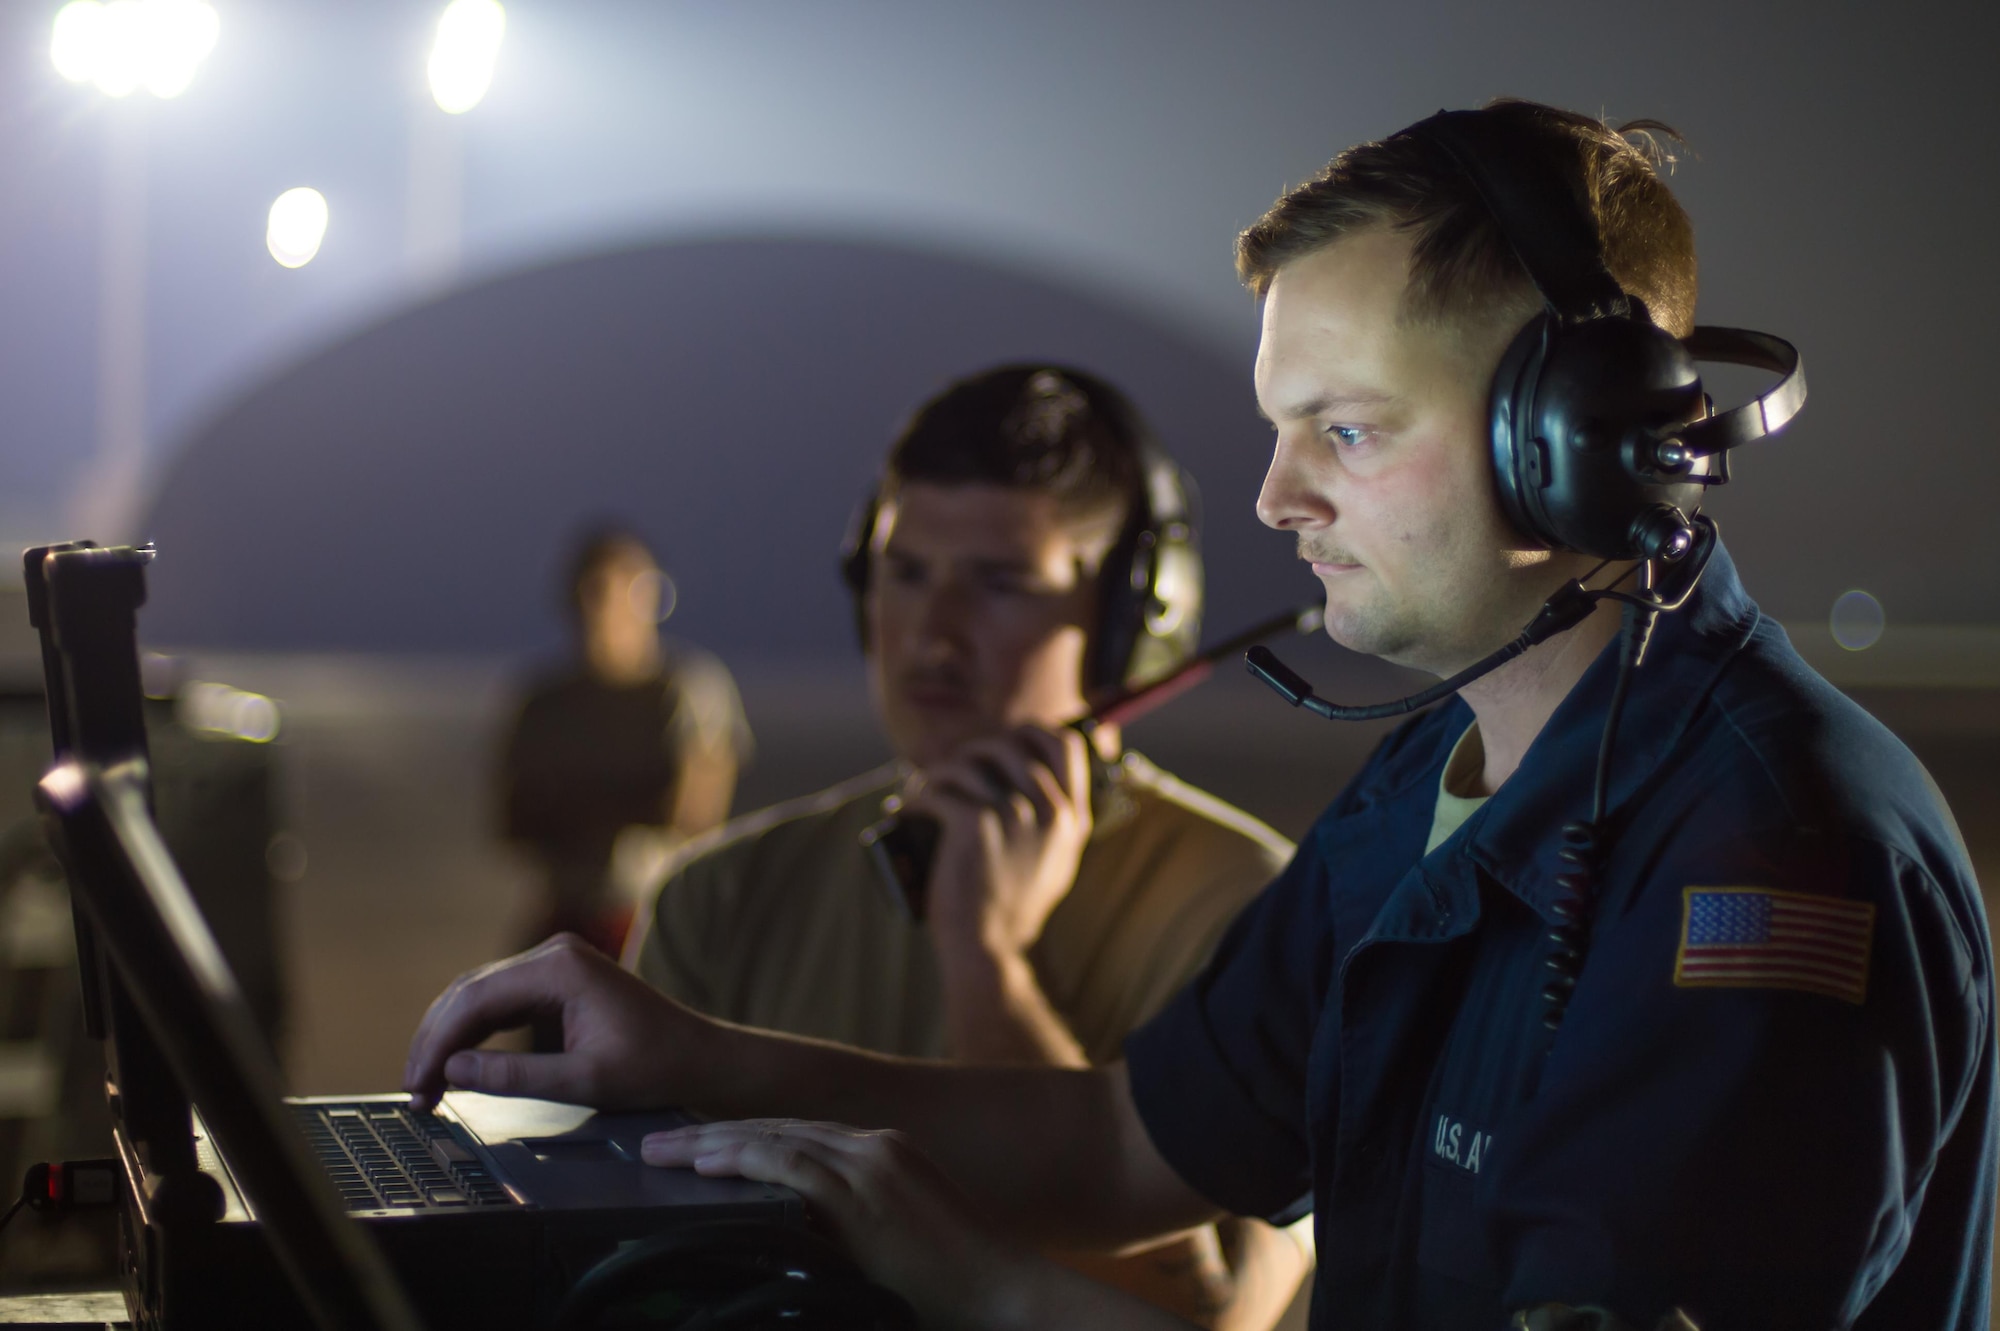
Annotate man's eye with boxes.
[1326,425,1372,449]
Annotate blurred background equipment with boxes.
[0,588,287,1289]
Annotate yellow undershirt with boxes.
[1424,722,1490,856]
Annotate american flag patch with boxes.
[1673,887,1874,1004]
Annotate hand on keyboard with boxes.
[403,933,719,1112]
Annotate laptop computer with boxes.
[26,543,802,1330]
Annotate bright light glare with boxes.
[266,188,329,269]
[50,0,219,99]
[181,681,281,743]
[427,0,506,114]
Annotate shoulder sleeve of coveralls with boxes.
[1489,829,1993,1328]
[1122,830,1334,1225]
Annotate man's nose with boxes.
[909,580,974,658]
[1255,428,1335,532]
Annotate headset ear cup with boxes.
[1088,523,1146,694]
[1526,318,1705,558]
[838,492,879,651]
[1488,312,1559,549]
[1131,532,1202,683]
[1094,465,1202,693]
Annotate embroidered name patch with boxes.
[1674,887,1874,1004]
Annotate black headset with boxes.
[1401,109,1804,562]
[1248,108,1809,1039]
[838,366,1204,693]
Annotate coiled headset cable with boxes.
[1540,590,1648,1030]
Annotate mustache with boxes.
[899,664,971,693]
[1296,535,1361,566]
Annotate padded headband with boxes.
[1402,109,1807,470]
[1403,109,1635,324]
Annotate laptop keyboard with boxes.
[294,1104,517,1211]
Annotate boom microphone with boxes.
[1245,515,1716,725]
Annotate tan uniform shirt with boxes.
[632,751,1292,1064]
[629,752,1299,1325]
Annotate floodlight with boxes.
[266,188,329,269]
[50,2,102,83]
[50,0,219,99]
[427,0,506,115]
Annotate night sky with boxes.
[0,0,1991,655]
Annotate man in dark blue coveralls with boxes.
[406,100,1996,1330]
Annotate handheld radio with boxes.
[862,602,1323,920]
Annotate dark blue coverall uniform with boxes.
[1126,546,1996,1329]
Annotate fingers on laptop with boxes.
[403,935,585,1105]
[642,1118,885,1170]
[436,1049,577,1103]
[641,1118,925,1234]
[640,1118,1009,1321]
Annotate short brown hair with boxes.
[883,363,1146,526]
[1236,99,1697,338]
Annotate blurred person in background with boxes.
[499,527,751,974]
[622,365,1312,1330]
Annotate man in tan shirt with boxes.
[626,364,1308,1328]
